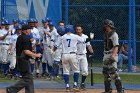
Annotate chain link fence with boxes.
[62,0,140,73]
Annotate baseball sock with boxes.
[81,75,87,84]
[63,74,69,86]
[53,61,60,76]
[37,60,40,67]
[47,64,53,76]
[3,63,9,75]
[74,73,79,86]
[30,64,34,74]
[42,63,46,73]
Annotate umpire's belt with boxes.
[2,43,10,45]
[104,51,112,54]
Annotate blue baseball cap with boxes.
[1,19,10,25]
[20,20,28,25]
[16,25,22,30]
[65,25,74,33]
[27,18,34,23]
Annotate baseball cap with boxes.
[22,25,32,31]
[65,25,74,33]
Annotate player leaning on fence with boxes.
[102,19,124,93]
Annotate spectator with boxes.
[118,42,133,71]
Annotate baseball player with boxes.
[44,22,59,80]
[0,19,12,76]
[40,18,51,77]
[102,19,124,93]
[0,22,9,73]
[58,20,65,78]
[34,18,39,28]
[9,25,22,78]
[51,26,66,79]
[75,24,94,90]
[10,19,20,35]
[57,25,94,92]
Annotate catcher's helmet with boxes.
[103,19,115,29]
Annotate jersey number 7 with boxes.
[67,39,71,47]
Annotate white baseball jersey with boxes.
[31,27,40,45]
[0,29,12,44]
[61,33,85,53]
[41,27,50,45]
[53,34,62,61]
[50,28,59,41]
[10,25,16,35]
[77,34,91,54]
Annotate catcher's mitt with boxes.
[104,58,115,65]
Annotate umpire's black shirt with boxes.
[16,33,32,60]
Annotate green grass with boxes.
[69,73,140,84]
[0,73,140,85]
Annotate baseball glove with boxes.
[104,58,115,65]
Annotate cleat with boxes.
[6,88,11,93]
[80,83,86,90]
[73,85,80,92]
[66,87,70,92]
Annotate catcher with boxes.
[102,19,124,93]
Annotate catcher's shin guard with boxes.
[104,78,112,92]
[115,79,124,93]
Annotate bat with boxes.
[90,57,94,86]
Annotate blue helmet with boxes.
[34,18,38,23]
[57,26,66,36]
[42,17,51,23]
[1,19,10,25]
[48,22,54,27]
[2,17,6,21]
[12,19,19,23]
[42,18,47,23]
[65,25,74,33]
[20,20,28,25]
[1,21,5,25]
[46,17,51,22]
[16,25,22,30]
[27,18,34,23]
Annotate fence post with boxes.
[65,0,68,25]
[132,0,136,66]
[128,0,133,72]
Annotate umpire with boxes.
[6,25,41,93]
[102,19,124,93]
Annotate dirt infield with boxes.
[1,88,140,93]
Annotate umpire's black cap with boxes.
[22,24,32,31]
